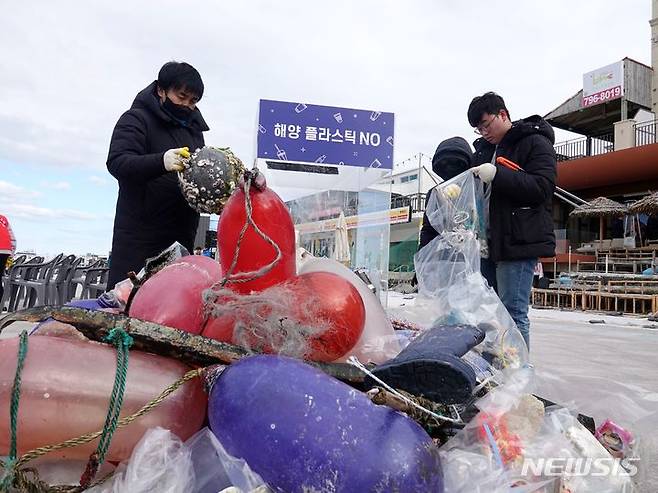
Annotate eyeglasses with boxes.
[474,114,499,135]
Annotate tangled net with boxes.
[202,284,331,359]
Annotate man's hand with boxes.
[163,147,190,172]
[471,163,497,184]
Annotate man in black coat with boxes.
[468,92,556,350]
[106,61,209,289]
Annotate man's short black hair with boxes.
[467,92,510,127]
[157,61,204,100]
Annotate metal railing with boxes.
[391,192,426,213]
[635,119,658,147]
[553,133,614,162]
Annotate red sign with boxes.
[582,85,622,107]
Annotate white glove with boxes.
[163,147,190,172]
[471,163,497,184]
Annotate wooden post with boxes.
[600,216,605,241]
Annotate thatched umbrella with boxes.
[629,191,658,216]
[569,196,628,240]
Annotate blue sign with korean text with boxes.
[257,99,394,169]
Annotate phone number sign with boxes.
[582,85,622,107]
[582,61,624,108]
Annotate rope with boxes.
[78,328,134,488]
[14,367,202,468]
[5,464,117,493]
[0,330,28,491]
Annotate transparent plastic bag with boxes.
[532,368,655,492]
[187,427,269,493]
[520,408,636,493]
[88,427,194,493]
[440,398,554,491]
[88,427,269,493]
[440,370,636,493]
[391,170,528,372]
[440,367,542,490]
[101,278,134,309]
[424,170,489,260]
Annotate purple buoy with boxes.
[208,355,444,493]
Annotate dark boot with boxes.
[365,324,485,404]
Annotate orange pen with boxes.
[496,156,523,171]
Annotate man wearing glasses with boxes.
[467,92,556,350]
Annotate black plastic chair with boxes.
[12,254,63,310]
[81,266,110,299]
[60,256,84,303]
[2,256,44,312]
[47,255,77,306]
[67,259,103,301]
[1,255,26,311]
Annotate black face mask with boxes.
[162,97,194,122]
[434,157,469,181]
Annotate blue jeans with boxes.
[496,258,536,350]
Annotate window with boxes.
[400,174,418,183]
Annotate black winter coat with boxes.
[473,115,556,262]
[106,81,208,288]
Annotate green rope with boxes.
[79,327,133,488]
[98,327,133,462]
[1,330,29,491]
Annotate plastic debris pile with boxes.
[0,156,651,492]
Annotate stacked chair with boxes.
[0,254,110,312]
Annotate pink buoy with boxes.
[0,335,207,461]
[129,255,222,334]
